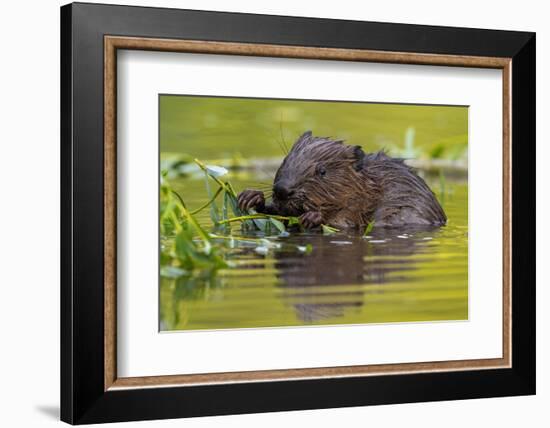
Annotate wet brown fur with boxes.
[240,131,447,229]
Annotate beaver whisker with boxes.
[242,182,273,190]
[278,120,290,155]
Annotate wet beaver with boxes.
[237,131,446,229]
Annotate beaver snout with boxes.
[273,182,294,200]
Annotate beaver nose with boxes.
[273,183,294,200]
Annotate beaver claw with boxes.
[299,211,323,229]
[237,189,265,211]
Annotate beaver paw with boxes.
[237,189,265,211]
[299,211,323,229]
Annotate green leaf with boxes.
[297,244,313,254]
[222,190,229,222]
[287,216,300,226]
[270,218,286,233]
[322,224,339,235]
[363,221,375,236]
[204,171,220,224]
[183,209,212,255]
[174,231,196,268]
[224,190,241,217]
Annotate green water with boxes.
[160,95,468,160]
[159,95,468,331]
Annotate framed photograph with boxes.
[60,2,535,424]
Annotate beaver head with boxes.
[271,131,370,217]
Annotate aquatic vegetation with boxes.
[384,126,467,163]
[363,221,375,237]
[194,158,300,234]
[321,224,339,235]
[160,173,229,277]
[160,152,451,280]
[160,153,195,179]
[160,158,322,277]
[159,96,469,331]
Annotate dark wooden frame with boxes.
[61,2,536,424]
[104,37,514,389]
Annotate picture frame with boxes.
[60,2,535,424]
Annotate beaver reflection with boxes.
[273,228,438,323]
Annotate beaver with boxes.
[237,131,446,229]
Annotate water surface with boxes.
[160,175,468,331]
[159,95,468,331]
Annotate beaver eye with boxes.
[317,166,326,177]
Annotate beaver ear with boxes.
[352,145,365,171]
[301,130,312,138]
[297,130,312,142]
[293,131,313,150]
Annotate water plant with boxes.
[160,173,229,278]
[160,158,327,278]
[193,158,341,236]
[321,224,340,235]
[363,221,375,236]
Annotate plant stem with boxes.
[209,233,265,243]
[194,158,235,196]
[171,190,187,209]
[218,214,292,225]
[190,186,223,215]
